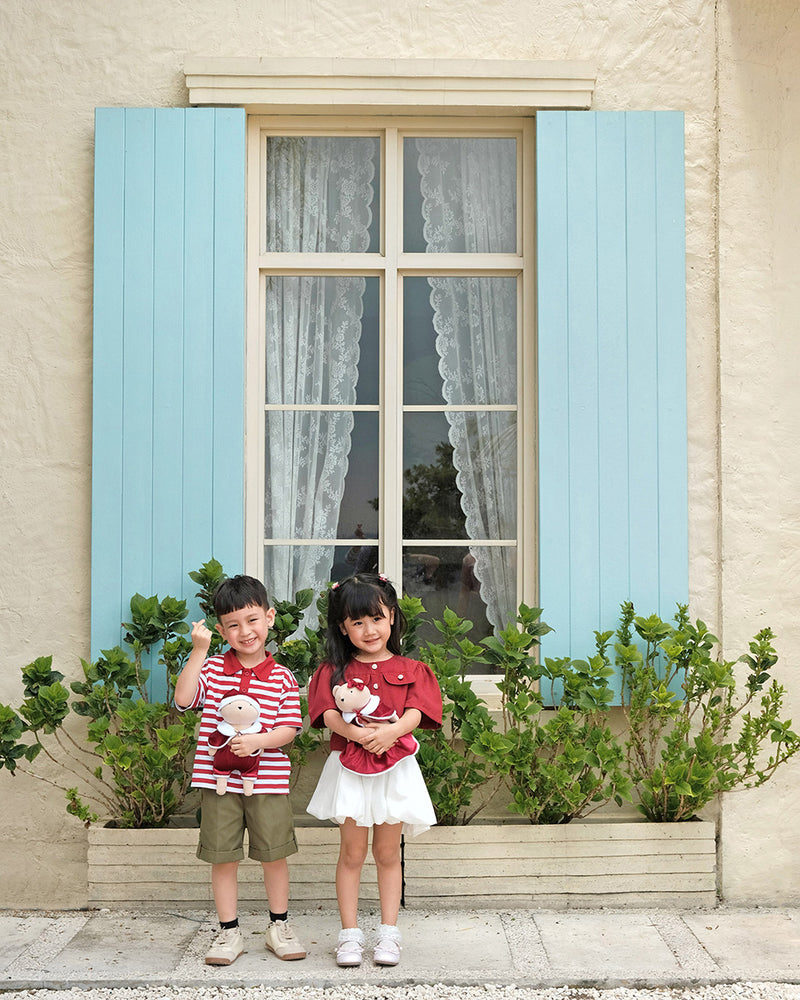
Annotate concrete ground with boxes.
[2,906,800,992]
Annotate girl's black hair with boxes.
[326,573,406,686]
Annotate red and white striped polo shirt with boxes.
[182,649,302,795]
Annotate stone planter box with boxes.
[87,818,717,909]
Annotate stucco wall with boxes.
[716,0,800,903]
[0,0,795,907]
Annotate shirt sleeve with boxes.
[307,663,336,729]
[273,668,303,730]
[174,662,208,712]
[404,659,443,730]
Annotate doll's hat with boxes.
[218,690,260,712]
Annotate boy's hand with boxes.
[231,733,261,757]
[191,619,213,653]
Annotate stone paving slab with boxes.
[3,906,800,990]
[0,916,56,974]
[535,911,680,978]
[684,910,800,975]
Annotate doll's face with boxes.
[332,682,370,712]
[219,696,260,727]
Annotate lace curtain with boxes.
[263,137,375,603]
[416,138,518,631]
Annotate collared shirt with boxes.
[180,649,302,794]
[308,655,443,752]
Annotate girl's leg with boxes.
[211,861,239,923]
[371,822,403,926]
[336,818,369,928]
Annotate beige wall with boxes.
[0,0,795,907]
[717,0,800,903]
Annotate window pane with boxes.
[265,411,378,538]
[265,408,354,551]
[336,411,379,540]
[404,137,517,253]
[404,411,517,541]
[265,136,380,252]
[402,544,516,659]
[264,543,337,606]
[403,276,517,405]
[265,276,379,405]
[264,544,381,606]
[404,411,467,540]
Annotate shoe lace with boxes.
[283,924,301,945]
[214,927,238,946]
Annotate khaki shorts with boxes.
[197,789,298,865]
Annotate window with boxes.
[246,119,535,639]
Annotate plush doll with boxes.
[332,678,419,776]
[207,691,265,795]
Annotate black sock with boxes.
[220,918,239,930]
[270,910,288,923]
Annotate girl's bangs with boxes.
[341,583,387,621]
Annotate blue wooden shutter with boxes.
[92,107,246,656]
[536,111,687,695]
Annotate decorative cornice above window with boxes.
[183,57,596,115]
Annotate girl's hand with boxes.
[230,733,260,757]
[191,619,213,653]
[360,723,397,756]
[351,723,381,747]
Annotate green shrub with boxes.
[472,605,631,824]
[616,601,800,821]
[415,608,499,825]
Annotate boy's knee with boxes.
[212,860,240,876]
[261,857,288,873]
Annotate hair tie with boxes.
[378,573,388,582]
[331,581,340,590]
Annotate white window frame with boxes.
[245,115,536,611]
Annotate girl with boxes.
[307,573,443,968]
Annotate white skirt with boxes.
[307,751,436,839]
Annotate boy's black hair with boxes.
[326,573,406,686]
[212,575,271,618]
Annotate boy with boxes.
[175,574,306,966]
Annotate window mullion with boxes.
[521,116,537,608]
[245,117,266,581]
[381,127,402,585]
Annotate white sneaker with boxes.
[205,925,244,966]
[265,918,307,961]
[336,927,365,967]
[373,924,401,966]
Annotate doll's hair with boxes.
[213,575,271,618]
[326,573,406,686]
